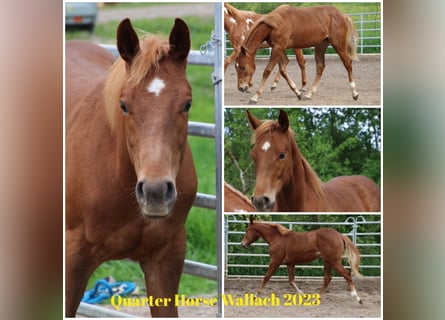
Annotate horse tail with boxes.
[342,235,363,278]
[345,15,359,62]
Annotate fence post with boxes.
[213,2,223,318]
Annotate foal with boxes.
[241,218,363,304]
[224,3,307,92]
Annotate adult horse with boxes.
[66,18,197,317]
[224,182,255,212]
[236,5,359,104]
[224,3,307,92]
[241,217,363,304]
[246,110,380,212]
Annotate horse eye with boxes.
[278,152,286,160]
[120,100,129,115]
[183,100,192,113]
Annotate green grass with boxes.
[66,6,218,300]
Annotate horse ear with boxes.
[117,18,140,66]
[246,110,261,130]
[278,109,289,132]
[240,46,247,56]
[168,18,191,62]
[249,215,255,224]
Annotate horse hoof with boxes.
[353,94,359,101]
[359,299,363,305]
[249,99,258,105]
[270,86,276,91]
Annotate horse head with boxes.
[110,18,191,218]
[247,110,293,212]
[241,216,260,248]
[235,46,256,93]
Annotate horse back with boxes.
[66,40,115,74]
[66,41,115,110]
[265,5,350,48]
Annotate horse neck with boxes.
[244,21,271,54]
[276,139,323,212]
[254,223,281,245]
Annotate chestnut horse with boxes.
[66,18,197,317]
[247,110,380,212]
[224,182,255,212]
[224,3,307,92]
[236,5,359,104]
[241,218,363,304]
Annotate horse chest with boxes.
[86,218,178,260]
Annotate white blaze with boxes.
[147,77,165,97]
[261,141,271,152]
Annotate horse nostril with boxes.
[165,181,176,203]
[263,197,270,206]
[136,181,145,204]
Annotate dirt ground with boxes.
[83,277,380,318]
[224,54,381,106]
[224,277,381,318]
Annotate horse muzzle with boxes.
[135,179,177,218]
[252,196,274,212]
[238,82,251,93]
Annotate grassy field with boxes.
[66,7,218,300]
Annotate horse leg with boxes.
[276,53,303,100]
[320,261,333,294]
[294,48,307,92]
[256,261,280,296]
[332,261,362,304]
[140,230,187,317]
[271,68,282,91]
[331,45,359,100]
[287,265,304,294]
[305,39,330,99]
[249,47,286,104]
[65,237,100,316]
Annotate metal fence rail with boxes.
[225,216,381,278]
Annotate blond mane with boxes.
[103,35,170,130]
[251,118,325,198]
